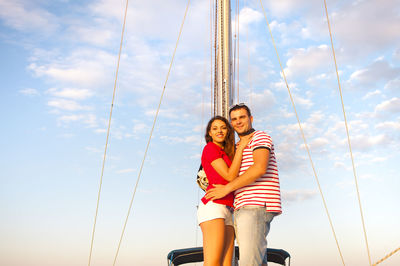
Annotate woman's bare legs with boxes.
[221,225,235,266]
[200,218,226,266]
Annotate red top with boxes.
[201,142,234,207]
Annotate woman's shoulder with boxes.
[203,141,220,150]
[203,142,221,154]
[202,142,223,160]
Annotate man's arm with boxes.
[205,148,270,201]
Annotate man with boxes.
[205,103,282,266]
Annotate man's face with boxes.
[229,108,253,135]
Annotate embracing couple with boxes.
[197,103,282,266]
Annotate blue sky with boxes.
[1,0,399,265]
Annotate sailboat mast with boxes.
[215,0,233,118]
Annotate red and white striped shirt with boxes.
[234,130,282,213]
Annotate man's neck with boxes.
[238,128,255,137]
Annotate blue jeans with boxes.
[234,206,275,266]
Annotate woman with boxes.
[198,116,252,266]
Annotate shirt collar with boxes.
[238,128,255,137]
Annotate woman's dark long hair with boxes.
[205,116,235,159]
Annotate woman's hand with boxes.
[236,132,254,150]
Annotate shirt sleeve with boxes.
[202,143,222,164]
[250,131,272,151]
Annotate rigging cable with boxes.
[236,0,240,103]
[232,0,237,100]
[323,1,371,265]
[373,247,400,266]
[258,0,346,265]
[210,0,215,115]
[244,0,253,108]
[197,0,213,248]
[87,0,129,265]
[220,0,225,116]
[111,0,191,265]
[196,80,206,248]
[213,0,218,116]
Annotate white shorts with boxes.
[197,201,233,226]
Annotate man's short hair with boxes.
[229,103,252,117]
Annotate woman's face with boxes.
[208,119,228,146]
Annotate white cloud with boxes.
[59,133,75,139]
[28,48,117,88]
[306,73,331,86]
[192,124,204,133]
[394,48,400,61]
[57,113,97,128]
[132,122,148,134]
[347,120,369,134]
[375,121,400,131]
[328,0,400,55]
[58,114,83,123]
[275,141,307,173]
[263,0,400,59]
[375,97,400,114]
[85,146,102,153]
[28,59,109,88]
[278,111,326,142]
[345,134,388,151]
[277,106,294,119]
[362,90,382,100]
[275,0,400,57]
[269,81,287,92]
[370,157,387,163]
[46,88,93,100]
[277,123,300,139]
[160,135,199,144]
[349,59,400,88]
[116,168,136,174]
[83,114,98,128]
[300,27,311,39]
[66,25,115,47]
[326,118,393,151]
[145,107,190,119]
[282,189,317,203]
[334,161,350,171]
[189,153,201,160]
[90,0,126,20]
[248,89,276,114]
[292,93,313,108]
[384,78,400,91]
[237,7,263,32]
[307,111,325,125]
[19,88,39,96]
[265,0,309,17]
[284,45,331,78]
[92,0,207,42]
[309,137,329,150]
[0,0,58,33]
[269,19,306,46]
[336,179,355,189]
[94,128,107,134]
[48,99,87,111]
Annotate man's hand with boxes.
[205,184,230,201]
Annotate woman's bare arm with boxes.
[210,134,253,181]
